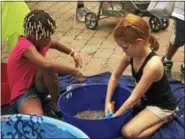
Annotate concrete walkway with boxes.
[2,2,184,81]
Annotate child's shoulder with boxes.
[18,35,32,44]
[10,35,35,54]
[149,55,162,63]
[17,35,34,48]
[146,55,163,71]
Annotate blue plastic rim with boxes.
[58,84,133,138]
[1,114,89,139]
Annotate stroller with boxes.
[82,1,169,32]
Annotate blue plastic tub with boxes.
[58,84,133,138]
[1,114,89,139]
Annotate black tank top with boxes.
[130,51,177,110]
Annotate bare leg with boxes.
[121,109,165,138]
[19,98,44,115]
[165,43,179,60]
[138,120,166,138]
[165,18,184,61]
[35,69,60,111]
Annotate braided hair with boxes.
[24,10,56,41]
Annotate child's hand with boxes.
[105,101,115,116]
[135,99,142,107]
[72,52,82,68]
[75,71,85,82]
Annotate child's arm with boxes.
[23,46,83,80]
[114,56,163,117]
[50,40,82,68]
[50,41,74,56]
[105,52,130,115]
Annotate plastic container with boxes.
[1,63,10,105]
[58,84,133,138]
[1,114,89,139]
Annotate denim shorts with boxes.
[15,88,41,112]
[170,18,185,48]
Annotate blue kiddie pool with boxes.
[58,84,133,138]
[1,114,89,139]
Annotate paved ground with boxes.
[2,1,184,81]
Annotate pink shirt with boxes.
[7,36,50,103]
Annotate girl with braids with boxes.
[105,14,178,138]
[7,10,84,115]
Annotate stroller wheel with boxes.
[161,18,169,30]
[85,12,98,29]
[149,16,162,32]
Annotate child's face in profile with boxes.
[36,37,51,48]
[115,37,144,57]
[30,33,51,48]
[115,38,133,56]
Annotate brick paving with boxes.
[1,1,184,81]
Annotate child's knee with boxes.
[19,107,44,115]
[35,69,59,86]
[41,70,59,80]
[17,97,44,115]
[121,125,138,138]
[26,108,44,115]
[35,70,47,92]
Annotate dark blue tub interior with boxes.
[58,84,133,138]
[1,114,89,139]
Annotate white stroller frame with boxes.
[83,1,169,32]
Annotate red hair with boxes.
[114,14,159,51]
